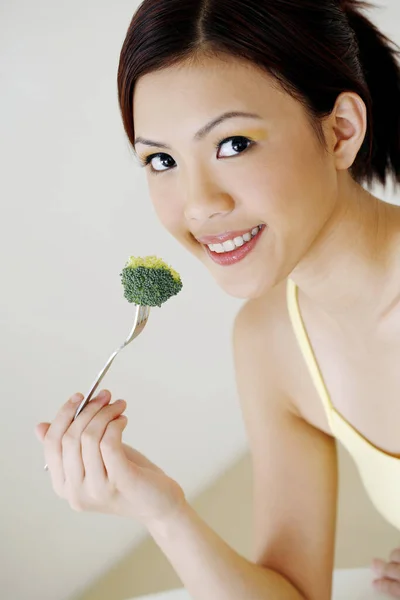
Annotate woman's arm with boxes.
[233,293,338,600]
[146,291,338,600]
[148,500,307,600]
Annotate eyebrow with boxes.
[133,111,263,150]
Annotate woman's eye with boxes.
[140,135,253,175]
[217,136,253,158]
[141,153,175,174]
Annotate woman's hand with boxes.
[372,549,400,597]
[35,390,186,527]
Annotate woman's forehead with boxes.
[132,61,296,139]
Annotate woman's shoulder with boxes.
[233,279,302,412]
[233,278,291,347]
[233,278,333,433]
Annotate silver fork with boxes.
[44,304,150,471]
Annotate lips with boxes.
[196,226,263,245]
[203,224,267,266]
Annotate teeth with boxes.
[207,225,262,254]
[233,236,244,247]
[222,239,236,252]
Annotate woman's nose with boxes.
[184,186,235,222]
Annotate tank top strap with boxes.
[286,278,335,430]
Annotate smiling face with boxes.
[132,54,340,299]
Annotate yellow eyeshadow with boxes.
[229,128,267,140]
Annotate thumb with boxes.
[100,415,132,473]
[35,422,51,442]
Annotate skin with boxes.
[37,53,400,597]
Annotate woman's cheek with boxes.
[152,197,184,238]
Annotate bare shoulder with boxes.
[233,278,296,350]
[233,278,330,432]
[234,277,288,329]
[233,279,298,409]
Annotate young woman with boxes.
[36,1,400,598]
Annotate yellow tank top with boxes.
[286,277,400,531]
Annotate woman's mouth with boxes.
[202,224,267,266]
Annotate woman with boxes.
[36,0,400,598]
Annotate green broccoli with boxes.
[120,255,183,307]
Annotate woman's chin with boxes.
[214,273,272,300]
[195,245,276,299]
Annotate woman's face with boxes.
[133,54,339,299]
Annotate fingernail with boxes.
[98,390,108,400]
[71,393,82,403]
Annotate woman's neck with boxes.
[290,179,400,331]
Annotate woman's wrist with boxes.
[146,495,193,540]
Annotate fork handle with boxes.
[73,346,121,419]
[43,346,122,470]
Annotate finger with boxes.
[372,559,386,577]
[44,392,84,491]
[373,578,400,597]
[391,549,400,564]
[377,562,400,581]
[35,422,51,442]
[100,416,131,482]
[81,400,127,493]
[62,391,113,486]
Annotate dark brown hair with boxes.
[117,0,400,189]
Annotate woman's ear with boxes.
[328,91,368,172]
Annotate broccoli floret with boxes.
[120,255,183,307]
